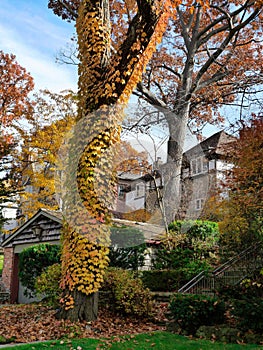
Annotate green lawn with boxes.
[1,332,262,350]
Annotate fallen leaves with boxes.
[0,302,168,344]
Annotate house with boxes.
[115,131,235,221]
[1,208,164,304]
[178,130,235,219]
[114,171,163,221]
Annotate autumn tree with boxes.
[133,1,263,222]
[0,51,34,223]
[218,114,263,252]
[11,90,76,220]
[117,140,150,174]
[47,0,263,321]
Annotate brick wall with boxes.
[2,247,15,292]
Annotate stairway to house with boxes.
[178,241,263,295]
[0,279,10,303]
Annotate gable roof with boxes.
[1,208,164,248]
[184,130,235,159]
[1,208,62,248]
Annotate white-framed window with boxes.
[196,198,204,210]
[118,184,125,198]
[135,183,144,198]
[191,156,208,175]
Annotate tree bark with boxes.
[57,291,98,322]
[161,103,190,224]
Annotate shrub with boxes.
[169,293,225,335]
[102,268,153,317]
[141,269,197,292]
[168,220,219,250]
[152,247,211,276]
[19,244,61,298]
[231,297,263,332]
[152,220,219,273]
[35,263,61,306]
[109,226,146,271]
[141,270,181,291]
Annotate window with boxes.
[196,198,204,210]
[191,156,208,175]
[118,185,125,198]
[135,183,144,198]
[191,159,197,175]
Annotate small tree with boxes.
[218,115,263,253]
[153,220,219,271]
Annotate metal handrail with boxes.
[178,271,206,293]
[178,241,262,294]
[212,241,262,277]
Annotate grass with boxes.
[1,332,262,350]
[0,254,3,275]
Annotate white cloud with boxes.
[0,1,77,92]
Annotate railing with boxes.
[178,241,263,295]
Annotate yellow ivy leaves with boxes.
[60,224,109,299]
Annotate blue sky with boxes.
[0,0,78,92]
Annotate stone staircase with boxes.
[178,241,263,295]
[0,279,10,303]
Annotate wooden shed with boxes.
[1,209,62,303]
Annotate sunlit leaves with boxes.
[15,90,76,219]
[0,51,34,155]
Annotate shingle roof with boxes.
[184,130,235,159]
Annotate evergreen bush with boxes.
[19,243,60,298]
[169,293,225,335]
[141,269,191,291]
[231,297,263,332]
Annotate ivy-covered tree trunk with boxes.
[57,0,170,321]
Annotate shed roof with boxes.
[1,209,62,248]
[1,208,164,248]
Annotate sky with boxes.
[0,0,78,92]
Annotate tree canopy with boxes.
[0,51,34,225]
[219,114,263,251]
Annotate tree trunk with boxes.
[161,104,190,224]
[57,0,170,321]
[57,291,98,322]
